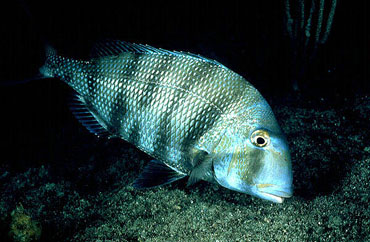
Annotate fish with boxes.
[40,40,293,203]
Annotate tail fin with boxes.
[0,45,54,86]
[39,45,57,78]
[0,1,54,86]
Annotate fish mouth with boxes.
[256,184,293,203]
[258,192,285,203]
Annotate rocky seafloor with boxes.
[0,90,369,241]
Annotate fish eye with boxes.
[251,130,270,147]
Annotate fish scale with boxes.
[40,40,293,203]
[48,46,252,169]
[48,47,248,163]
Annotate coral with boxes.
[8,204,41,242]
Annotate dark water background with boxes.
[1,0,368,167]
[0,1,369,241]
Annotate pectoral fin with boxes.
[187,149,214,186]
[133,160,186,189]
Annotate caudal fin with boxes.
[0,45,54,86]
[39,45,57,78]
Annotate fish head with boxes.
[212,105,293,203]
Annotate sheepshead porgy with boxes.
[40,40,293,203]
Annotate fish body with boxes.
[41,40,293,203]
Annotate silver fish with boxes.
[40,40,293,203]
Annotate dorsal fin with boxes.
[178,51,223,66]
[90,40,173,58]
[90,40,224,67]
[68,93,109,138]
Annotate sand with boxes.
[0,93,369,241]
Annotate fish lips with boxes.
[254,184,293,203]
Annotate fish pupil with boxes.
[256,137,265,145]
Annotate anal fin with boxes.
[133,160,186,189]
[68,93,109,138]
